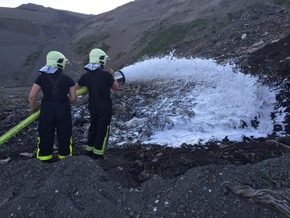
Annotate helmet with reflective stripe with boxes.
[46,51,69,69]
[89,48,109,65]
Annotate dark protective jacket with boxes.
[77,68,115,113]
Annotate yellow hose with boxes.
[0,87,88,145]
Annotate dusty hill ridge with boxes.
[0,3,89,87]
[17,3,90,18]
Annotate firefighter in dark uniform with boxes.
[75,48,119,159]
[29,51,76,161]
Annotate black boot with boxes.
[85,150,94,157]
[93,154,104,160]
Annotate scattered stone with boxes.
[0,157,11,164]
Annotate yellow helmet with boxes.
[89,48,109,65]
[46,51,69,69]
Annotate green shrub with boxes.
[136,20,208,59]
[73,33,110,55]
[24,45,44,66]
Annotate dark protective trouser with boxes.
[86,107,112,156]
[37,101,73,161]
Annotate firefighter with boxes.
[28,51,76,161]
[75,48,119,159]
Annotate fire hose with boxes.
[0,70,125,145]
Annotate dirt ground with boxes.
[1,83,290,217]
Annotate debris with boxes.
[222,181,290,217]
[0,157,11,164]
[19,152,34,158]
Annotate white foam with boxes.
[119,55,285,147]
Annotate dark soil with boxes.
[1,83,290,218]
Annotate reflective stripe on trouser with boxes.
[37,102,73,161]
[86,145,94,152]
[37,137,53,161]
[58,137,73,160]
[37,137,73,160]
[93,125,110,155]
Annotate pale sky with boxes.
[0,0,135,15]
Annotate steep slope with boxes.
[1,0,290,87]
[71,0,290,72]
[0,4,89,87]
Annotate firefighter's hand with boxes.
[31,107,39,114]
[108,68,115,78]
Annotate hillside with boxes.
[71,0,290,73]
[1,0,290,217]
[0,3,89,87]
[1,0,290,87]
